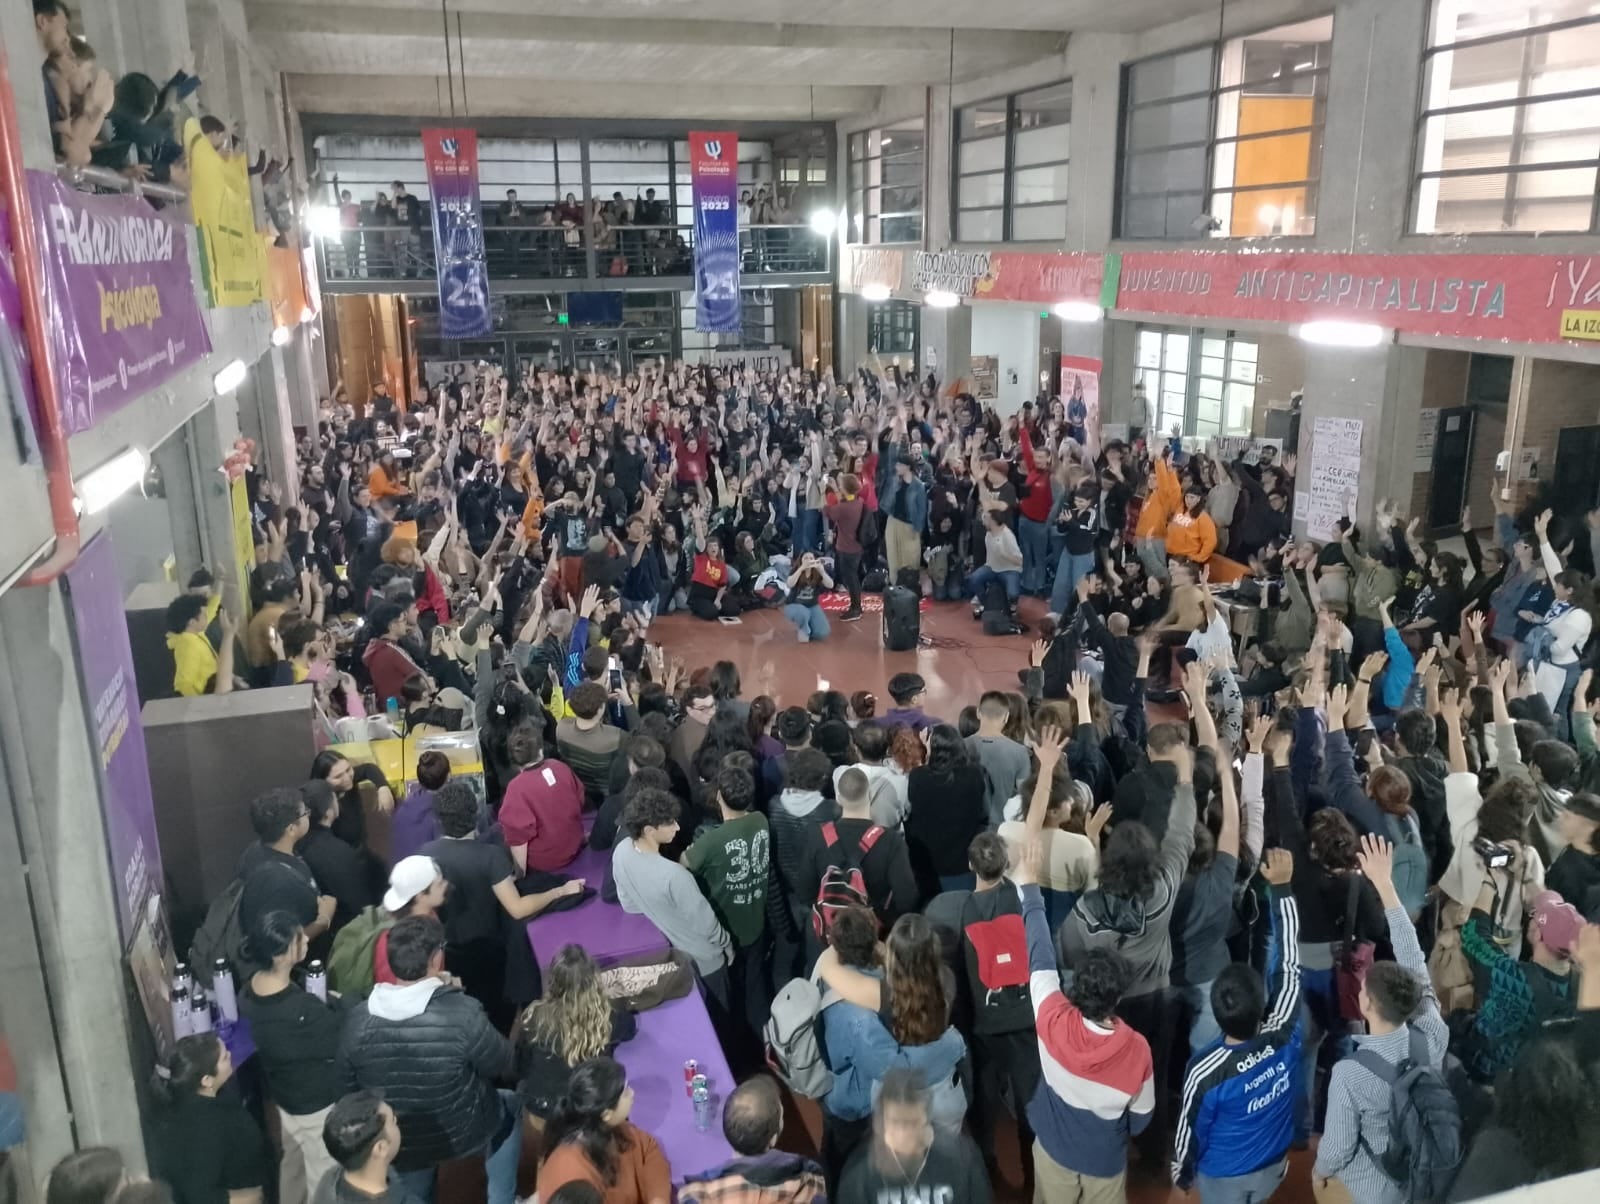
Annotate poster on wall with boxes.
[1058,354,1102,462]
[421,128,492,339]
[1305,416,1365,541]
[62,533,165,952]
[970,355,998,401]
[184,117,263,306]
[1415,408,1440,473]
[688,131,740,333]
[25,171,212,435]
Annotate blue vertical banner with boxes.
[689,131,741,333]
[421,128,491,339]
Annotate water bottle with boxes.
[386,696,403,735]
[306,959,327,1001]
[170,984,192,1039]
[211,958,238,1023]
[692,1085,713,1132]
[189,983,213,1034]
[172,962,192,997]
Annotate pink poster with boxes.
[1059,354,1102,462]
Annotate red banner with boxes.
[978,251,1107,306]
[1114,249,1600,346]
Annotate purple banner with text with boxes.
[27,170,211,437]
[64,533,165,950]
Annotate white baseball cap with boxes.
[384,856,441,912]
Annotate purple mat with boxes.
[525,840,669,967]
[614,990,736,1183]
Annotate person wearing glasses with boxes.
[671,686,718,783]
[238,788,337,953]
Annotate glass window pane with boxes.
[960,136,1007,174]
[1015,82,1072,128]
[1126,146,1208,196]
[1201,337,1226,356]
[1137,331,1163,367]
[1196,395,1222,423]
[1228,354,1257,382]
[1010,162,1069,204]
[1200,355,1226,378]
[1121,194,1168,237]
[960,173,1005,208]
[1013,124,1070,167]
[1196,376,1223,400]
[1131,46,1216,105]
[960,100,1010,138]
[1164,334,1190,369]
[1232,340,1257,363]
[1221,131,1319,187]
[1128,97,1213,152]
[1010,203,1067,241]
[958,209,1004,241]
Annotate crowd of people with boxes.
[75,349,1600,1204]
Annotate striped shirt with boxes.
[1311,904,1449,1204]
[1020,882,1154,1180]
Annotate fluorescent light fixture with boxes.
[1297,320,1386,348]
[808,209,835,236]
[881,137,893,146]
[213,359,248,393]
[307,205,343,239]
[860,282,891,302]
[271,326,293,347]
[1053,301,1103,322]
[299,305,316,324]
[74,447,148,516]
[1294,60,1314,69]
[925,289,960,308]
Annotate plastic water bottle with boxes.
[306,959,327,1001]
[189,983,213,1034]
[692,1086,713,1132]
[386,696,403,734]
[211,958,238,1023]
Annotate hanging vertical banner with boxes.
[420,128,491,339]
[184,118,263,306]
[1058,354,1103,463]
[688,131,741,333]
[63,532,165,951]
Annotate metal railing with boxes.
[319,221,830,284]
[57,161,189,208]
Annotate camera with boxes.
[1473,836,1514,870]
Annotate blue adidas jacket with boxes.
[1172,884,1304,1188]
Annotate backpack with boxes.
[327,905,394,999]
[960,892,1033,1035]
[1353,1028,1463,1203]
[189,877,249,986]
[811,821,885,940]
[764,976,833,1099]
[856,506,880,548]
[1385,811,1429,920]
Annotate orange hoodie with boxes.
[367,463,409,499]
[1166,508,1218,563]
[1135,456,1181,541]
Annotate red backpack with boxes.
[960,892,1033,1034]
[811,821,884,940]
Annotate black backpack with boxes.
[1353,1028,1463,1203]
[959,891,1033,1036]
[856,506,880,548]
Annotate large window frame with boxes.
[954,82,1072,243]
[1411,1,1600,235]
[1117,15,1333,240]
[1136,326,1259,438]
[848,120,925,244]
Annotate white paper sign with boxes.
[1210,435,1284,464]
[1415,408,1439,473]
[1306,416,1364,542]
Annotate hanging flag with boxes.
[688,131,740,334]
[421,128,491,339]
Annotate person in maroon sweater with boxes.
[824,472,867,621]
[499,722,585,873]
[362,601,430,707]
[1017,426,1059,596]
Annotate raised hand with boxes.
[1260,848,1294,886]
[1028,638,1049,669]
[1030,723,1067,771]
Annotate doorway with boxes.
[1552,425,1600,517]
[1426,407,1476,532]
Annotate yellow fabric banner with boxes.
[186,118,263,306]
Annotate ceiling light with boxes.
[74,447,148,516]
[860,282,892,302]
[213,359,248,393]
[925,289,960,308]
[808,209,836,236]
[1297,320,1386,348]
[1053,301,1102,322]
[881,137,894,146]
[271,326,293,347]
[1294,60,1314,69]
[307,205,343,240]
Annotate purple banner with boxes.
[688,131,741,333]
[27,170,211,437]
[64,533,164,950]
[421,129,491,339]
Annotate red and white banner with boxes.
[1114,249,1600,346]
[977,251,1108,307]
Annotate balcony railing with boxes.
[318,222,831,286]
[57,161,189,209]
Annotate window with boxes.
[867,299,920,360]
[849,120,924,243]
[1413,1,1600,234]
[1136,327,1258,436]
[955,82,1072,242]
[1119,16,1332,238]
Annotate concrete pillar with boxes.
[1098,320,1143,430]
[1064,34,1133,251]
[921,304,971,388]
[837,295,870,379]
[3,1,56,170]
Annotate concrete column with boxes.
[186,397,252,615]
[837,295,870,378]
[1063,34,1133,250]
[3,1,56,170]
[1098,319,1143,430]
[921,304,971,388]
[1296,341,1425,537]
[924,85,950,249]
[0,586,147,1175]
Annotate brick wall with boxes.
[1408,350,1469,520]
[1515,359,1600,505]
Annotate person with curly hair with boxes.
[515,946,637,1123]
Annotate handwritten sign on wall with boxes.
[1306,416,1364,541]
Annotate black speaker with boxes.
[882,586,920,651]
